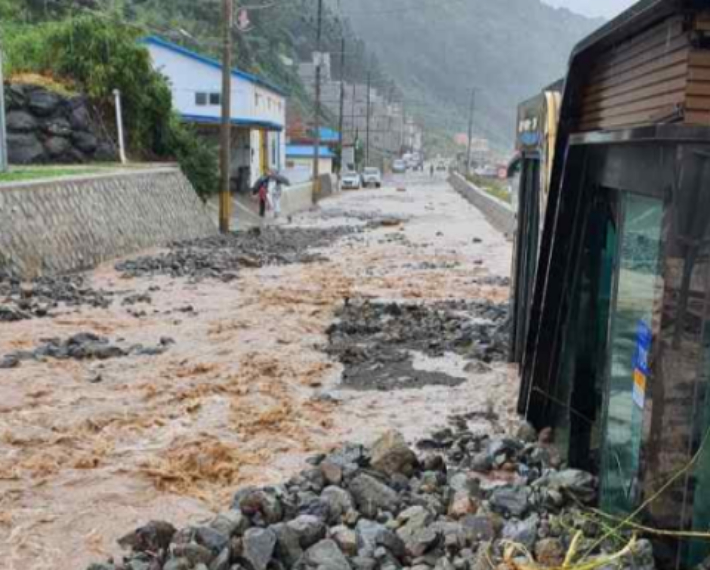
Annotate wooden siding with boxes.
[685,11,710,123]
[577,15,691,132]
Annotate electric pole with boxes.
[219,0,234,233]
[365,68,372,166]
[466,88,477,177]
[0,44,7,173]
[311,0,324,203]
[337,37,346,174]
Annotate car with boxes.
[436,162,447,171]
[392,159,407,174]
[341,170,361,190]
[361,167,382,188]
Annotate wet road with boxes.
[0,172,516,569]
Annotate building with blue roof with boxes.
[285,145,335,183]
[144,36,288,190]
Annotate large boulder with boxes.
[242,527,277,570]
[28,89,63,117]
[370,430,419,477]
[300,539,351,570]
[45,136,73,159]
[8,133,46,164]
[72,131,99,154]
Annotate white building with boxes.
[144,36,287,190]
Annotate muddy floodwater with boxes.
[0,173,516,569]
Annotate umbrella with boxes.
[251,175,269,194]
[269,173,291,186]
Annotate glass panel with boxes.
[601,193,664,513]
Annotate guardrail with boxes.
[448,172,515,238]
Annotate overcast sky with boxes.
[542,0,637,19]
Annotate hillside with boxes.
[334,0,603,149]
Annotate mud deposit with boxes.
[326,300,509,390]
[0,174,516,570]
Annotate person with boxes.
[430,164,435,177]
[253,176,269,218]
[269,170,283,219]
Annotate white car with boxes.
[392,159,407,174]
[341,171,361,190]
[361,167,382,188]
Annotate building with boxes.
[144,36,287,192]
[515,1,710,567]
[284,145,335,184]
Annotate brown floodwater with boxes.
[0,174,516,570]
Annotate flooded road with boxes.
[0,173,516,570]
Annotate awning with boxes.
[181,114,284,132]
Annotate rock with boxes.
[469,453,492,473]
[172,543,214,566]
[272,522,303,567]
[301,539,351,570]
[330,525,359,556]
[7,132,45,164]
[515,422,538,443]
[320,486,355,523]
[242,527,276,570]
[407,527,440,557]
[435,558,456,570]
[535,538,565,567]
[349,474,400,518]
[209,548,231,570]
[351,556,377,570]
[447,491,479,519]
[6,111,37,132]
[396,506,433,543]
[43,118,73,137]
[501,515,539,549]
[238,488,284,524]
[69,103,92,131]
[163,559,191,570]
[195,526,230,554]
[72,131,98,154]
[321,459,345,485]
[0,355,20,369]
[370,430,419,477]
[45,136,73,158]
[460,515,499,543]
[28,89,62,116]
[287,515,327,549]
[209,511,250,537]
[489,486,531,518]
[535,470,596,504]
[117,520,176,553]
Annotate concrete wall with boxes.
[0,167,217,279]
[449,172,515,238]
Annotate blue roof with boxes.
[181,114,283,131]
[286,145,335,159]
[318,127,340,142]
[142,36,289,97]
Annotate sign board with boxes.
[632,320,652,408]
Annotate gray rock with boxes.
[163,558,191,570]
[407,527,440,558]
[6,111,37,133]
[349,474,400,518]
[69,103,92,131]
[396,506,434,543]
[172,543,214,566]
[7,133,45,164]
[301,539,351,570]
[28,89,62,116]
[351,556,377,570]
[195,526,230,554]
[45,136,73,158]
[469,453,492,473]
[242,527,277,570]
[489,486,531,518]
[86,565,116,570]
[238,488,283,524]
[515,422,538,443]
[72,131,99,154]
[535,469,596,504]
[210,511,250,537]
[461,514,498,543]
[117,520,176,553]
[501,515,539,549]
[272,522,303,567]
[126,560,150,570]
[434,558,455,570]
[287,515,327,549]
[320,486,355,523]
[0,355,20,369]
[330,525,358,556]
[356,519,388,557]
[370,430,419,477]
[43,118,73,137]
[209,548,231,570]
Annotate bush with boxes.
[3,15,219,196]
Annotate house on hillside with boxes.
[284,145,335,184]
[143,36,288,192]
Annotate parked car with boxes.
[341,171,361,190]
[436,161,447,171]
[361,167,382,188]
[392,159,407,174]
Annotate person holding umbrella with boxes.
[268,169,290,219]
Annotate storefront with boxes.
[517,1,710,567]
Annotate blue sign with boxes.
[633,320,652,376]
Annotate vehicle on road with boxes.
[392,159,407,174]
[341,170,361,190]
[435,161,447,172]
[361,167,382,188]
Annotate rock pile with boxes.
[0,273,113,321]
[0,332,173,369]
[326,300,510,390]
[87,426,655,570]
[116,227,360,281]
[5,83,116,165]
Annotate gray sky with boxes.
[542,0,637,19]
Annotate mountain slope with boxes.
[335,0,603,149]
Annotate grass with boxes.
[0,166,104,184]
[466,173,512,204]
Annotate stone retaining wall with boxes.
[448,172,515,238]
[0,167,217,279]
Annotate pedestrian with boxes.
[252,176,269,218]
[269,170,283,219]
[430,164,435,177]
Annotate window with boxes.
[210,93,221,106]
[255,93,261,108]
[195,92,208,106]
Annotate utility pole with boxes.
[311,0,324,203]
[365,68,372,166]
[219,0,234,233]
[466,88,477,177]
[0,44,7,173]
[337,37,346,174]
